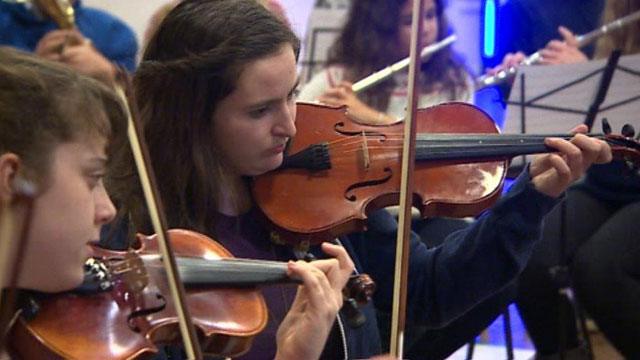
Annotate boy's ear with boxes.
[0,153,22,203]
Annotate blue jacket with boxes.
[324,169,558,358]
[0,0,137,71]
[572,161,640,206]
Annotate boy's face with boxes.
[17,137,116,292]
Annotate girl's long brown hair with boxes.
[109,0,299,236]
[327,0,471,111]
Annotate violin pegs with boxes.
[18,295,40,321]
[601,118,612,135]
[621,124,636,138]
[303,253,317,262]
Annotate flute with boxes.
[476,9,640,89]
[1,0,74,28]
[351,34,457,93]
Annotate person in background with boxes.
[494,0,640,358]
[488,0,604,70]
[0,0,137,83]
[298,0,474,125]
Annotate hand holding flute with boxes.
[478,9,640,89]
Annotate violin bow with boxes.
[113,72,203,360]
[389,0,426,357]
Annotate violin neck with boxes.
[176,257,297,287]
[415,133,579,162]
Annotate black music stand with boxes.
[503,52,640,360]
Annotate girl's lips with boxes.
[268,144,286,154]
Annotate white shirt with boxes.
[298,65,475,120]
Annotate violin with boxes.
[7,229,375,359]
[253,102,640,246]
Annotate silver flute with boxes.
[351,34,457,93]
[476,9,640,89]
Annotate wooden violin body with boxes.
[254,102,640,246]
[253,102,507,245]
[9,230,267,359]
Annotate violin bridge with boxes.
[360,131,370,170]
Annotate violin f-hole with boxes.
[127,292,166,332]
[334,122,387,142]
[344,167,393,201]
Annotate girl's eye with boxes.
[88,175,104,189]
[288,89,300,101]
[249,107,269,119]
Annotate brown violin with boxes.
[253,102,640,245]
[8,229,375,359]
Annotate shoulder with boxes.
[76,5,131,30]
[311,65,347,87]
[74,5,138,69]
[75,5,137,45]
[0,2,32,30]
[298,65,346,102]
[458,70,475,103]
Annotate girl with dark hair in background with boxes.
[299,0,473,125]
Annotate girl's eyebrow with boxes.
[247,78,300,110]
[84,157,108,169]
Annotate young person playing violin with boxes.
[104,1,612,359]
[0,47,355,360]
[0,46,120,295]
[299,0,474,125]
[0,46,121,357]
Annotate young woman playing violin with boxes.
[0,46,120,294]
[0,46,120,357]
[0,47,355,360]
[299,0,473,125]
[105,0,611,359]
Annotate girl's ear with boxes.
[0,153,22,203]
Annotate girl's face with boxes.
[17,137,116,292]
[212,44,298,178]
[398,0,439,57]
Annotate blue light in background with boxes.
[483,0,496,58]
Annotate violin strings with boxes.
[307,133,594,168]
[321,132,579,150]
